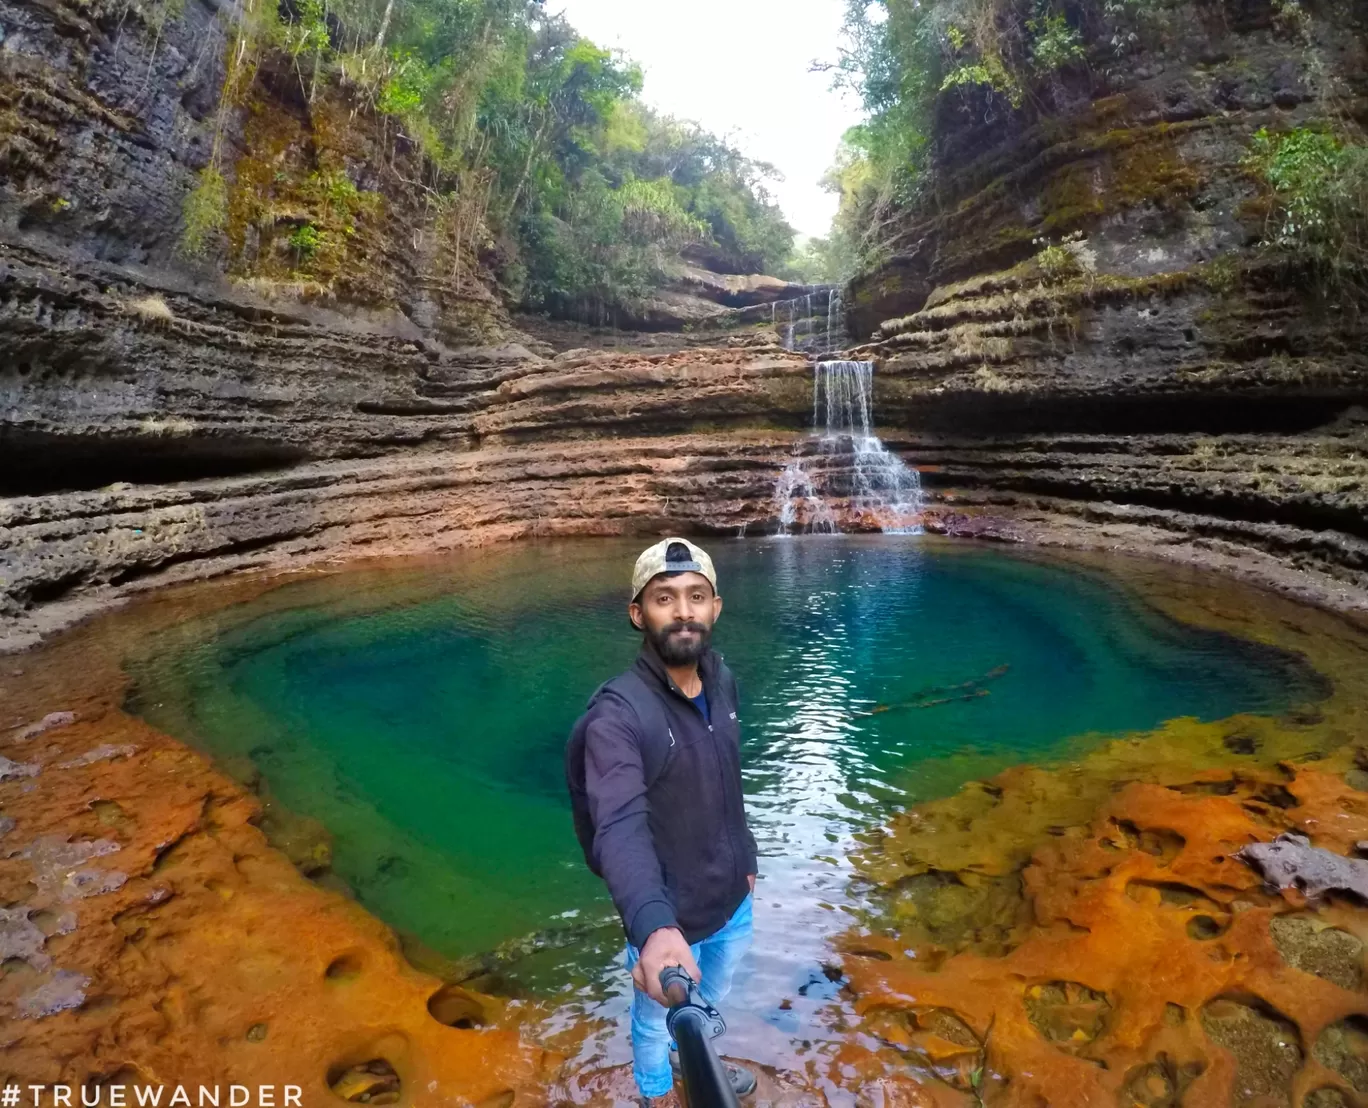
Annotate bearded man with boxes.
[571,538,759,1106]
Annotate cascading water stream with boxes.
[767,287,843,354]
[771,458,836,534]
[774,360,922,535]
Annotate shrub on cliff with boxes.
[180,167,229,259]
[518,169,709,318]
[1245,125,1368,292]
[817,0,1368,294]
[814,0,1104,273]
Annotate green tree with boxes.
[185,0,796,314]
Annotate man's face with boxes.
[629,571,723,666]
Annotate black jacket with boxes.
[582,641,759,950]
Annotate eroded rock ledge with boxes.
[5,0,1368,648]
[7,0,1368,1099]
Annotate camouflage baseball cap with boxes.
[631,538,717,601]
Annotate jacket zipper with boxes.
[663,665,743,887]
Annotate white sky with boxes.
[551,0,866,239]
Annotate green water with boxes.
[125,536,1324,1025]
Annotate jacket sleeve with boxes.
[728,666,761,878]
[583,694,679,949]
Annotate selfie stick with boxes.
[659,966,741,1108]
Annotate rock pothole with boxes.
[1313,1016,1368,1093]
[1304,1089,1352,1108]
[862,1005,983,1091]
[1022,980,1110,1048]
[325,952,363,981]
[327,1059,400,1105]
[1103,819,1187,865]
[427,983,490,1029]
[1118,1052,1206,1108]
[1269,915,1363,991]
[1125,880,1233,939]
[1199,995,1302,1107]
[1186,914,1228,940]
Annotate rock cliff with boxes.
[4,0,1368,655]
[845,0,1368,602]
[0,0,821,647]
[6,0,1368,1097]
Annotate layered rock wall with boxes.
[845,0,1368,596]
[0,0,817,646]
[6,0,1368,652]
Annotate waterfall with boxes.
[770,288,844,356]
[824,288,843,354]
[817,361,923,533]
[773,360,922,535]
[773,456,836,535]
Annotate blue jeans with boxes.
[624,894,754,1099]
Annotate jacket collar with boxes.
[635,636,718,701]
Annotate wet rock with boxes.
[882,870,1028,957]
[17,968,91,1019]
[1237,832,1368,903]
[0,636,547,1099]
[1222,729,1259,756]
[862,1006,983,1092]
[843,742,1368,1106]
[0,906,52,970]
[0,755,40,780]
[258,808,334,878]
[18,835,123,901]
[56,743,137,768]
[10,713,76,742]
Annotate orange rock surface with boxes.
[5,547,1368,1108]
[827,556,1368,1107]
[0,623,554,1102]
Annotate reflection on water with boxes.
[122,535,1327,1070]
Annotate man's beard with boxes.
[648,619,712,665]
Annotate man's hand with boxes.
[632,926,700,1006]
[747,873,756,894]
